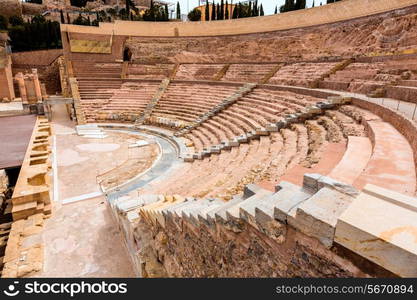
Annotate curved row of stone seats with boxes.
[320,62,393,94]
[184,87,327,152]
[148,81,242,127]
[126,64,175,80]
[174,64,225,81]
[320,57,417,101]
[77,79,123,122]
[96,81,161,122]
[71,60,122,80]
[268,62,341,87]
[144,103,370,201]
[221,64,281,83]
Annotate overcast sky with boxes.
[176,0,321,15]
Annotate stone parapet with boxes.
[108,170,417,277]
[11,117,52,221]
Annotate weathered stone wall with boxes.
[22,3,47,16]
[0,0,22,18]
[139,214,364,277]
[62,4,417,64]
[12,50,63,95]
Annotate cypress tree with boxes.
[248,2,251,17]
[176,1,181,19]
[312,0,315,7]
[205,1,210,21]
[220,0,224,20]
[225,0,229,19]
[60,10,65,23]
[260,4,264,16]
[126,0,130,20]
[87,16,91,25]
[211,2,216,20]
[232,4,238,19]
[165,4,169,21]
[216,3,221,20]
[274,5,277,14]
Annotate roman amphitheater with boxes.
[1,0,417,278]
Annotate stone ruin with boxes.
[2,0,417,278]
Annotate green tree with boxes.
[211,2,216,20]
[176,1,181,19]
[205,2,210,21]
[216,3,221,20]
[220,0,224,20]
[260,4,264,16]
[165,4,169,21]
[9,15,24,27]
[0,15,8,30]
[225,0,229,19]
[274,5,278,14]
[188,8,201,21]
[232,4,238,19]
[60,10,65,23]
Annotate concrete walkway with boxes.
[106,129,181,203]
[37,103,135,277]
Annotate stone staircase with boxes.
[69,78,87,125]
[135,78,170,127]
[214,64,230,81]
[174,83,258,138]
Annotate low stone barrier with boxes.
[110,170,417,277]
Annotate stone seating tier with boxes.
[175,64,225,81]
[268,62,340,87]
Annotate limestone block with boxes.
[236,134,248,143]
[192,152,203,160]
[239,188,274,230]
[335,184,417,277]
[183,154,194,162]
[254,127,269,136]
[266,123,279,132]
[210,146,221,154]
[316,101,334,109]
[303,173,359,196]
[327,96,343,104]
[267,181,313,223]
[229,138,240,147]
[291,187,354,247]
[213,196,244,224]
[197,199,224,224]
[306,105,322,115]
[0,169,8,194]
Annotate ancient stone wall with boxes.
[12,50,63,95]
[62,3,417,64]
[61,0,417,37]
[114,175,417,278]
[0,0,22,18]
